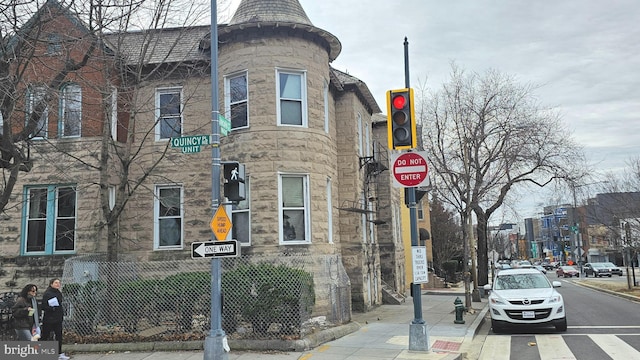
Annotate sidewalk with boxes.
[66,290,488,360]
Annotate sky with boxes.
[225,0,640,221]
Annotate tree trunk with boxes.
[475,211,489,286]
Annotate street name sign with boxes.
[391,151,429,188]
[191,240,239,259]
[219,114,231,136]
[170,134,212,154]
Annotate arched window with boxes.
[61,83,81,137]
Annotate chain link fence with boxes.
[0,291,18,341]
[59,253,351,344]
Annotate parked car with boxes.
[603,262,623,276]
[556,266,579,278]
[513,260,533,268]
[542,262,555,271]
[534,265,547,274]
[583,262,612,277]
[484,268,566,333]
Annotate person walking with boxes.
[41,278,69,360]
[11,284,40,341]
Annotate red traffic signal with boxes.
[392,94,406,110]
[386,88,416,150]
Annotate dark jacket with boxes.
[11,296,36,330]
[41,287,64,324]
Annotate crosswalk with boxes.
[479,334,640,360]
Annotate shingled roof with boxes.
[331,68,381,114]
[104,26,210,65]
[221,0,341,62]
[229,0,312,26]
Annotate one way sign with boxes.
[191,240,240,259]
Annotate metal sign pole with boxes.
[204,0,228,359]
[403,37,429,352]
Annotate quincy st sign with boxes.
[170,135,211,153]
[391,151,429,188]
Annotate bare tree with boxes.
[418,65,584,287]
[82,0,213,261]
[1,0,99,213]
[429,196,463,279]
[1,1,235,261]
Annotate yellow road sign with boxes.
[210,206,232,241]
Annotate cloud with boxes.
[226,0,640,217]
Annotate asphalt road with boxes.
[473,274,640,360]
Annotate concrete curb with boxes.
[574,281,640,302]
[67,341,201,353]
[452,302,488,360]
[465,304,488,341]
[230,321,361,352]
[64,322,362,354]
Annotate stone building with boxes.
[0,0,408,320]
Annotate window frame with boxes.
[224,71,249,130]
[154,185,184,250]
[323,79,329,133]
[276,69,307,127]
[22,185,77,255]
[26,85,48,139]
[278,173,311,244]
[357,112,364,157]
[60,83,82,137]
[108,186,116,210]
[47,33,62,55]
[155,87,183,141]
[326,177,333,244]
[110,86,118,141]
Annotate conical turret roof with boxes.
[223,0,341,61]
[230,0,312,26]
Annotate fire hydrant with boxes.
[454,297,466,324]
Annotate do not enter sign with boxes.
[391,151,429,188]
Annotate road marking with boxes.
[588,334,639,360]
[568,325,640,329]
[478,335,510,360]
[536,334,576,359]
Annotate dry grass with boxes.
[581,279,640,298]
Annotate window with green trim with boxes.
[23,185,76,254]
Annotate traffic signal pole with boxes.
[204,1,228,359]
[403,37,429,352]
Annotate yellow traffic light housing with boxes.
[386,88,416,150]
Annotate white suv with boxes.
[484,268,566,332]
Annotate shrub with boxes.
[63,281,105,334]
[222,263,314,337]
[442,260,459,283]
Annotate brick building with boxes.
[0,0,409,318]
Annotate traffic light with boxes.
[386,88,416,150]
[222,161,245,202]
